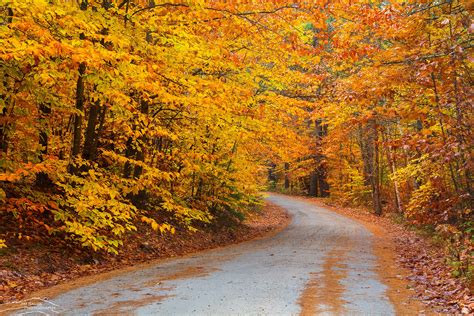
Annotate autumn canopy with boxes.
[0,0,472,274]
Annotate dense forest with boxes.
[0,0,472,280]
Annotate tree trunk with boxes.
[318,168,330,197]
[358,125,372,187]
[93,106,107,161]
[309,171,318,196]
[69,62,86,173]
[0,8,13,155]
[123,136,135,178]
[133,100,149,179]
[383,129,403,213]
[284,162,290,190]
[358,119,382,215]
[82,100,100,160]
[36,103,52,187]
[314,119,329,197]
[372,123,382,216]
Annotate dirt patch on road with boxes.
[0,201,290,306]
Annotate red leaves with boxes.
[7,198,47,215]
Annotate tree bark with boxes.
[384,130,403,213]
[93,106,107,159]
[309,171,318,196]
[82,100,100,160]
[284,162,290,190]
[70,62,86,172]
[358,119,382,215]
[318,168,330,197]
[133,100,149,178]
[123,136,135,178]
[36,103,52,186]
[372,122,382,215]
[70,0,87,161]
[310,119,330,197]
[0,8,13,154]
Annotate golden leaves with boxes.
[0,0,362,254]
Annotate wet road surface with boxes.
[13,194,397,315]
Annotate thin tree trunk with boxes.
[358,124,372,187]
[0,7,13,155]
[372,120,382,216]
[123,136,135,178]
[133,100,149,178]
[36,103,52,186]
[70,62,86,171]
[92,106,107,160]
[318,168,330,197]
[284,162,290,190]
[359,119,382,215]
[314,119,329,197]
[384,129,403,213]
[69,0,87,174]
[82,100,100,160]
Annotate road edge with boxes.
[0,201,291,311]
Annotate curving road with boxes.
[13,194,400,315]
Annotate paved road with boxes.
[13,194,397,315]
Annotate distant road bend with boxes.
[13,194,405,315]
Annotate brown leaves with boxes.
[396,231,473,314]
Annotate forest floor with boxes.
[0,202,290,305]
[289,194,473,314]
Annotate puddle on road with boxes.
[298,244,351,315]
